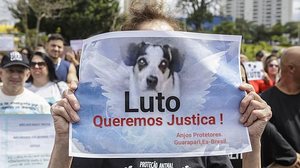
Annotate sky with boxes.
[1,0,300,25]
[293,0,300,20]
[0,0,17,25]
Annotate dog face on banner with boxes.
[124,42,184,96]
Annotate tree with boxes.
[268,23,284,45]
[213,21,237,35]
[235,19,255,43]
[41,0,120,41]
[8,0,72,48]
[271,23,284,36]
[284,22,299,38]
[9,0,120,46]
[177,0,213,31]
[28,0,72,47]
[252,24,271,43]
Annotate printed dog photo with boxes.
[123,42,185,98]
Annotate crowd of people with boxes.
[240,48,300,167]
[245,50,281,94]
[241,46,299,167]
[0,33,80,107]
[0,1,299,168]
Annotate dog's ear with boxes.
[163,45,185,72]
[123,42,147,66]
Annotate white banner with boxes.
[0,114,55,168]
[70,39,83,52]
[243,61,264,81]
[0,35,14,51]
[71,31,251,158]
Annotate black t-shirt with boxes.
[261,86,300,166]
[261,122,296,166]
[71,156,233,168]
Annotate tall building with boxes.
[222,0,293,27]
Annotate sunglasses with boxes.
[30,62,46,68]
[268,64,279,68]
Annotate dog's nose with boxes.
[147,75,158,89]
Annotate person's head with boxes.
[255,50,265,61]
[64,46,77,62]
[264,55,279,76]
[271,47,280,56]
[35,43,46,53]
[28,51,57,83]
[20,47,33,60]
[240,63,248,83]
[240,54,248,63]
[0,51,30,95]
[46,34,65,60]
[280,46,300,83]
[121,1,180,31]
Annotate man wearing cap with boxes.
[0,51,50,114]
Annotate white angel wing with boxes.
[81,48,130,116]
[180,51,226,113]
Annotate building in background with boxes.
[222,0,293,27]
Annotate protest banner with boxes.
[70,39,83,52]
[71,31,250,158]
[0,114,55,168]
[243,61,264,81]
[0,35,14,51]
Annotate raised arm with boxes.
[239,83,272,168]
[67,63,79,84]
[48,81,80,168]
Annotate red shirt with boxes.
[249,79,275,93]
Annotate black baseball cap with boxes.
[1,51,30,68]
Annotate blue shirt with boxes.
[54,59,70,82]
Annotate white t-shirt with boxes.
[0,88,50,114]
[26,81,68,105]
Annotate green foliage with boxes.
[9,0,120,46]
[284,22,299,38]
[8,0,300,47]
[213,21,237,34]
[242,43,269,61]
[235,19,255,43]
[9,0,72,48]
[40,0,120,42]
[271,23,284,36]
[240,42,288,61]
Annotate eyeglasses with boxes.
[268,64,279,68]
[30,62,46,68]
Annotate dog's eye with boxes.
[138,58,147,66]
[137,58,147,70]
[159,60,169,70]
